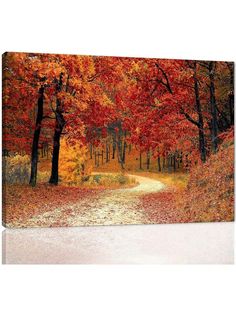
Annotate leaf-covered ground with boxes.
[4,175,167,228]
[176,138,234,223]
[139,188,188,224]
[3,184,102,227]
[3,161,234,228]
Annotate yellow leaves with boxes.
[100,93,113,107]
[59,138,89,184]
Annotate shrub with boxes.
[115,173,128,185]
[3,154,31,184]
[82,173,137,188]
[93,174,102,183]
[3,154,52,185]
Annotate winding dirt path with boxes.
[16,174,165,227]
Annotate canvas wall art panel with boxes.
[2,52,234,228]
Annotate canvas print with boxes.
[2,52,234,228]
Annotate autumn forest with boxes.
[2,52,234,227]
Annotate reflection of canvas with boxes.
[2,52,234,228]
[3,224,234,264]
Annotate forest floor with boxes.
[4,173,189,228]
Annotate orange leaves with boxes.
[139,188,191,224]
[59,138,89,184]
[176,134,234,222]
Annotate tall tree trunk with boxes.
[139,152,142,170]
[122,139,126,164]
[117,122,124,169]
[194,62,207,162]
[106,142,108,163]
[162,154,166,171]
[49,123,62,184]
[173,152,176,172]
[198,124,206,162]
[177,152,180,169]
[49,73,65,185]
[29,86,44,187]
[146,150,150,170]
[167,155,171,173]
[157,156,161,172]
[122,130,127,164]
[181,62,207,163]
[95,151,97,166]
[112,133,116,159]
[209,61,218,153]
[97,150,100,167]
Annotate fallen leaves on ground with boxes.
[176,139,234,223]
[3,184,102,226]
[139,187,191,224]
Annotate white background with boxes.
[0,0,235,313]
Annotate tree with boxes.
[49,73,66,184]
[29,85,45,186]
[3,53,234,183]
[2,53,64,185]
